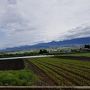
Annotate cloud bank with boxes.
[0,0,90,48]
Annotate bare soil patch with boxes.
[0,59,25,70]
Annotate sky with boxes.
[0,0,90,48]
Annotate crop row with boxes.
[30,57,90,86]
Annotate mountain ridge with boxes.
[1,37,90,52]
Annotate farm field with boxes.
[0,55,90,86]
[27,56,90,86]
[62,52,90,57]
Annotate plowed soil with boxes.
[0,59,25,70]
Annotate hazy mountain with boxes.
[1,37,90,52]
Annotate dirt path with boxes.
[55,56,90,61]
[25,60,56,86]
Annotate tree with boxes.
[39,49,49,54]
[84,45,90,49]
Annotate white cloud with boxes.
[0,0,90,48]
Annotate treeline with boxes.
[0,49,50,58]
[84,45,90,48]
[0,52,39,58]
[0,45,90,58]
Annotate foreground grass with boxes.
[29,57,90,86]
[0,69,39,86]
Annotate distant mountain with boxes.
[1,37,90,52]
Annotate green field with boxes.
[29,57,90,86]
[63,52,90,57]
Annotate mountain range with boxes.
[1,37,90,52]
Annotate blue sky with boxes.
[0,0,90,48]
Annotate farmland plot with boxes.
[27,57,90,86]
[0,56,90,86]
[0,59,40,86]
[63,52,90,57]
